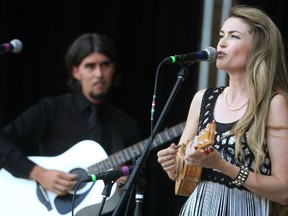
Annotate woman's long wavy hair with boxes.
[229,5,288,173]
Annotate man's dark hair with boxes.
[65,33,117,92]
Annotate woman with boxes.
[157,5,288,216]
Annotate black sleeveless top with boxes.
[199,87,271,189]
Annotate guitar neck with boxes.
[88,121,185,174]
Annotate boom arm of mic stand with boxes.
[112,65,190,216]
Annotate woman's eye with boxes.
[231,35,240,39]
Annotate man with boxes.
[0,33,140,215]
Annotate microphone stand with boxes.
[96,179,117,216]
[112,64,190,216]
[133,183,144,216]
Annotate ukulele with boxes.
[175,121,216,196]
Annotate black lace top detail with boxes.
[198,87,271,190]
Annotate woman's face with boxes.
[216,17,252,74]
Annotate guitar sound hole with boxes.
[70,168,88,190]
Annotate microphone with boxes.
[163,46,217,64]
[82,165,134,182]
[0,39,23,54]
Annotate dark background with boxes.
[0,0,287,215]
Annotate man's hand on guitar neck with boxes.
[157,143,180,180]
[116,175,129,192]
[29,165,78,196]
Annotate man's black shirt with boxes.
[0,92,140,178]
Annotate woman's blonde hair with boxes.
[229,5,288,172]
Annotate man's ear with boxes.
[72,66,81,80]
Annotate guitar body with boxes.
[175,149,203,197]
[0,140,119,216]
[0,122,186,216]
[175,121,216,197]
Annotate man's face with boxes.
[72,52,115,103]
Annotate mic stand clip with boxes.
[96,178,117,216]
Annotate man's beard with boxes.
[89,91,108,100]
